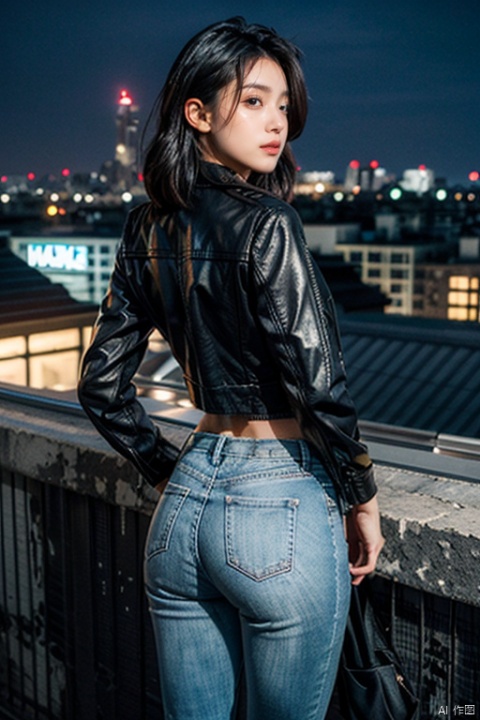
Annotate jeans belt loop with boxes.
[299,440,310,474]
[211,435,228,466]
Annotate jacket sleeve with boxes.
[251,204,377,506]
[77,218,180,488]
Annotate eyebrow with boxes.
[242,82,289,96]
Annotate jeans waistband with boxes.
[182,431,313,468]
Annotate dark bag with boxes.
[336,580,419,720]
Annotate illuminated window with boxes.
[450,276,470,290]
[448,307,469,321]
[0,336,27,359]
[30,350,81,390]
[0,358,27,385]
[448,292,469,305]
[29,328,80,354]
[448,275,480,322]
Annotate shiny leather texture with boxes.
[78,162,376,504]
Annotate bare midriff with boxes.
[195,413,304,440]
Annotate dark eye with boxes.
[245,97,262,107]
[280,103,289,114]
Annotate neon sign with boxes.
[28,243,88,272]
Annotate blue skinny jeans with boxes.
[144,432,350,720]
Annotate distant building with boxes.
[338,243,436,315]
[303,224,361,252]
[413,236,480,321]
[344,160,361,191]
[400,166,435,194]
[9,235,119,304]
[343,160,389,192]
[101,90,140,191]
[0,232,96,390]
[311,253,389,313]
[304,225,449,315]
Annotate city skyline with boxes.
[3,0,479,184]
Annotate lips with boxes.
[260,143,281,155]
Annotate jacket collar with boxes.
[198,161,247,188]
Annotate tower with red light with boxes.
[114,89,139,189]
[344,160,361,191]
[344,159,386,192]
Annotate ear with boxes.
[184,98,212,133]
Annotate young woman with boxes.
[78,17,384,719]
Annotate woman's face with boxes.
[200,58,289,179]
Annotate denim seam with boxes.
[311,498,346,718]
[216,469,305,485]
[192,462,222,584]
[173,460,212,484]
[145,484,191,559]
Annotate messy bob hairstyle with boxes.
[143,17,308,211]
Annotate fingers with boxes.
[348,537,385,585]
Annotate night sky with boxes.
[3,0,479,184]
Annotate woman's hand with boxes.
[345,495,384,586]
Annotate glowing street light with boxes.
[390,188,403,201]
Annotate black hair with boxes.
[143,17,308,211]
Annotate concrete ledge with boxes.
[0,396,189,514]
[376,464,480,606]
[1,397,479,606]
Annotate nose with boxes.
[266,106,287,133]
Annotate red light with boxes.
[27,172,36,181]
[369,160,379,169]
[349,160,360,169]
[137,172,144,182]
[468,171,480,182]
[418,164,427,171]
[0,176,7,183]
[119,89,133,106]
[61,168,70,177]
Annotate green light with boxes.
[436,189,447,201]
[389,188,402,200]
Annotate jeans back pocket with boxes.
[225,495,299,581]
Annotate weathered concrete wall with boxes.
[1,396,479,606]
[375,465,480,606]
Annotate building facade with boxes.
[9,235,118,305]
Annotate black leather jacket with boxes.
[78,162,376,506]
